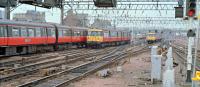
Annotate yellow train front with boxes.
[146,32,159,44]
[87,29,104,47]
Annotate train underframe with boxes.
[147,39,161,44]
[0,42,87,56]
[87,40,130,48]
[0,45,54,56]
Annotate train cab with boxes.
[87,29,103,47]
[146,32,156,44]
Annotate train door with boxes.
[21,27,28,45]
[42,27,48,44]
[0,25,7,46]
[46,28,56,44]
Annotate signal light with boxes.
[186,0,197,17]
[188,9,195,17]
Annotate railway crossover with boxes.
[16,45,148,87]
[0,47,118,87]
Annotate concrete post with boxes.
[186,37,194,82]
[163,47,175,87]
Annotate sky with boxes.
[0,2,177,23]
[1,4,61,23]
[0,1,194,30]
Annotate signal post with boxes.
[185,0,197,83]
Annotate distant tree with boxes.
[63,10,89,27]
[63,10,79,26]
[91,19,111,28]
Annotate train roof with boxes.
[53,23,89,30]
[0,19,54,27]
[71,26,89,30]
[148,32,156,34]
[88,28,103,31]
[89,28,130,32]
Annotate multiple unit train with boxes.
[87,28,130,47]
[0,20,131,56]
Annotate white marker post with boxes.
[163,47,175,87]
[151,46,162,83]
[186,29,195,82]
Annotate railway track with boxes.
[0,47,116,86]
[0,46,88,60]
[16,45,148,87]
[0,49,89,67]
[172,44,200,70]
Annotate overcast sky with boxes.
[1,4,61,23]
[0,2,194,29]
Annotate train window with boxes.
[104,32,109,37]
[80,31,84,36]
[88,31,102,36]
[47,28,55,37]
[28,28,35,37]
[84,31,88,36]
[115,32,118,37]
[3,26,7,37]
[47,29,51,36]
[79,31,82,36]
[35,28,41,37]
[41,28,46,36]
[63,30,70,36]
[12,27,20,37]
[74,31,81,36]
[58,30,63,37]
[0,26,4,37]
[124,32,127,37]
[21,28,27,37]
[110,31,117,37]
[77,31,81,36]
[51,29,55,37]
[118,32,121,37]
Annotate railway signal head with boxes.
[187,29,196,37]
[186,0,197,17]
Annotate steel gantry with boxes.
[3,0,199,30]
[78,15,198,29]
[60,0,182,28]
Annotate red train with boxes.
[0,20,131,56]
